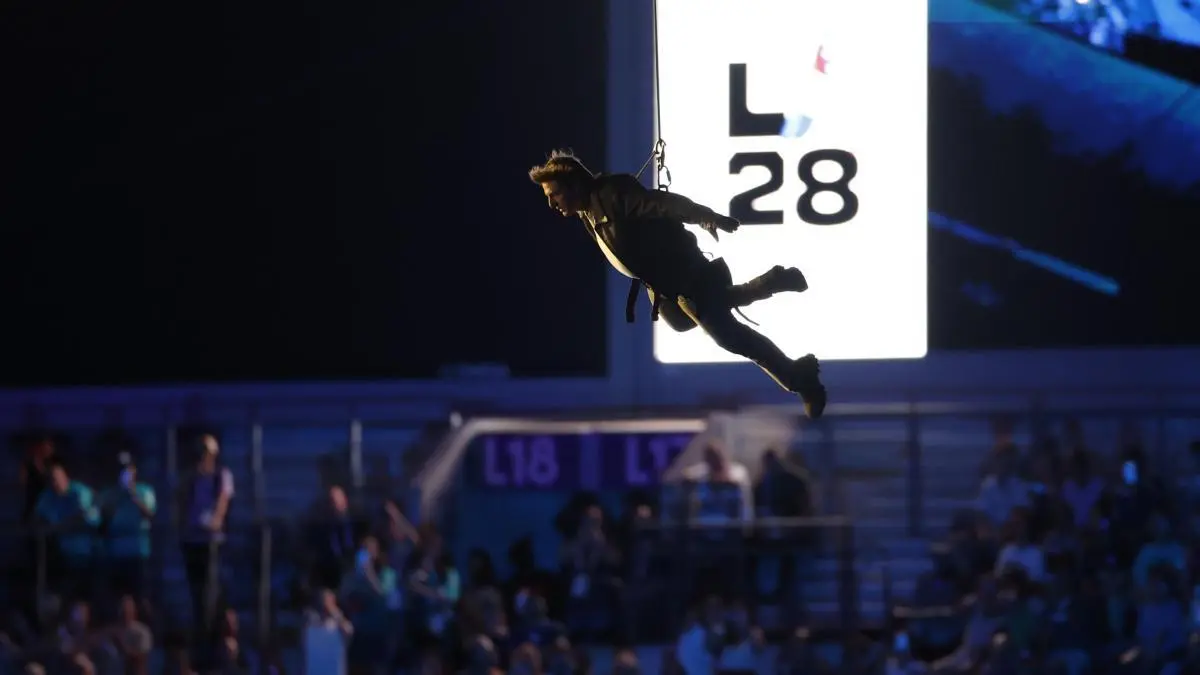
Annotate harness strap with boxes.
[734,307,759,326]
[625,278,640,323]
[625,279,664,324]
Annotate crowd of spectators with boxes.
[0,432,246,674]
[296,443,821,675]
[900,420,1200,675]
[1,428,826,675]
[30,418,1194,675]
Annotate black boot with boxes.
[731,265,809,306]
[790,354,827,419]
[761,265,809,294]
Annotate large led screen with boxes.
[652,0,929,363]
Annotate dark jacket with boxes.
[585,174,726,297]
[306,509,366,565]
[754,456,816,519]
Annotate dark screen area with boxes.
[0,1,609,386]
[927,4,1200,350]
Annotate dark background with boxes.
[927,17,1200,350]
[4,2,1200,387]
[0,0,609,386]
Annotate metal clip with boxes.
[654,139,672,191]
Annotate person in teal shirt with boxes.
[101,454,157,605]
[340,536,400,670]
[34,461,100,600]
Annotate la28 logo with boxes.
[727,64,859,226]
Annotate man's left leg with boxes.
[677,294,826,418]
[728,265,809,307]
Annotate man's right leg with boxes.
[677,295,826,418]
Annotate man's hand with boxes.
[700,215,739,241]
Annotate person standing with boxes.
[178,433,235,633]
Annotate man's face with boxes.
[541,180,582,217]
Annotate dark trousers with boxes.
[653,281,801,392]
[47,552,95,604]
[312,554,350,593]
[107,556,149,600]
[181,541,223,633]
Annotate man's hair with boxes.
[528,149,595,185]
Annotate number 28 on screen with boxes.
[727,63,859,227]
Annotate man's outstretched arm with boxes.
[601,175,738,231]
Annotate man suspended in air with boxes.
[528,150,827,418]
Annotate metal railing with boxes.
[3,520,275,657]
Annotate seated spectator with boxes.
[55,600,112,675]
[1129,565,1188,673]
[462,634,499,675]
[1043,573,1107,675]
[466,589,511,665]
[161,630,193,675]
[716,601,766,674]
[373,498,419,573]
[34,461,100,602]
[340,536,398,673]
[407,536,459,648]
[1061,450,1105,529]
[504,537,556,621]
[304,589,353,675]
[610,647,640,675]
[888,629,921,672]
[544,636,577,675]
[307,485,365,592]
[978,435,1015,481]
[465,548,498,594]
[1007,567,1050,649]
[677,597,743,675]
[511,592,566,649]
[1133,514,1188,590]
[1177,441,1200,511]
[928,575,1003,672]
[1025,452,1064,539]
[1025,435,1063,476]
[214,608,251,674]
[509,642,543,675]
[995,514,1045,583]
[976,448,1030,526]
[419,649,445,675]
[775,627,829,675]
[561,506,620,639]
[1040,501,1080,571]
[945,511,999,586]
[906,549,968,661]
[109,595,152,675]
[842,631,885,675]
[676,604,715,675]
[1109,445,1167,564]
[100,454,156,617]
